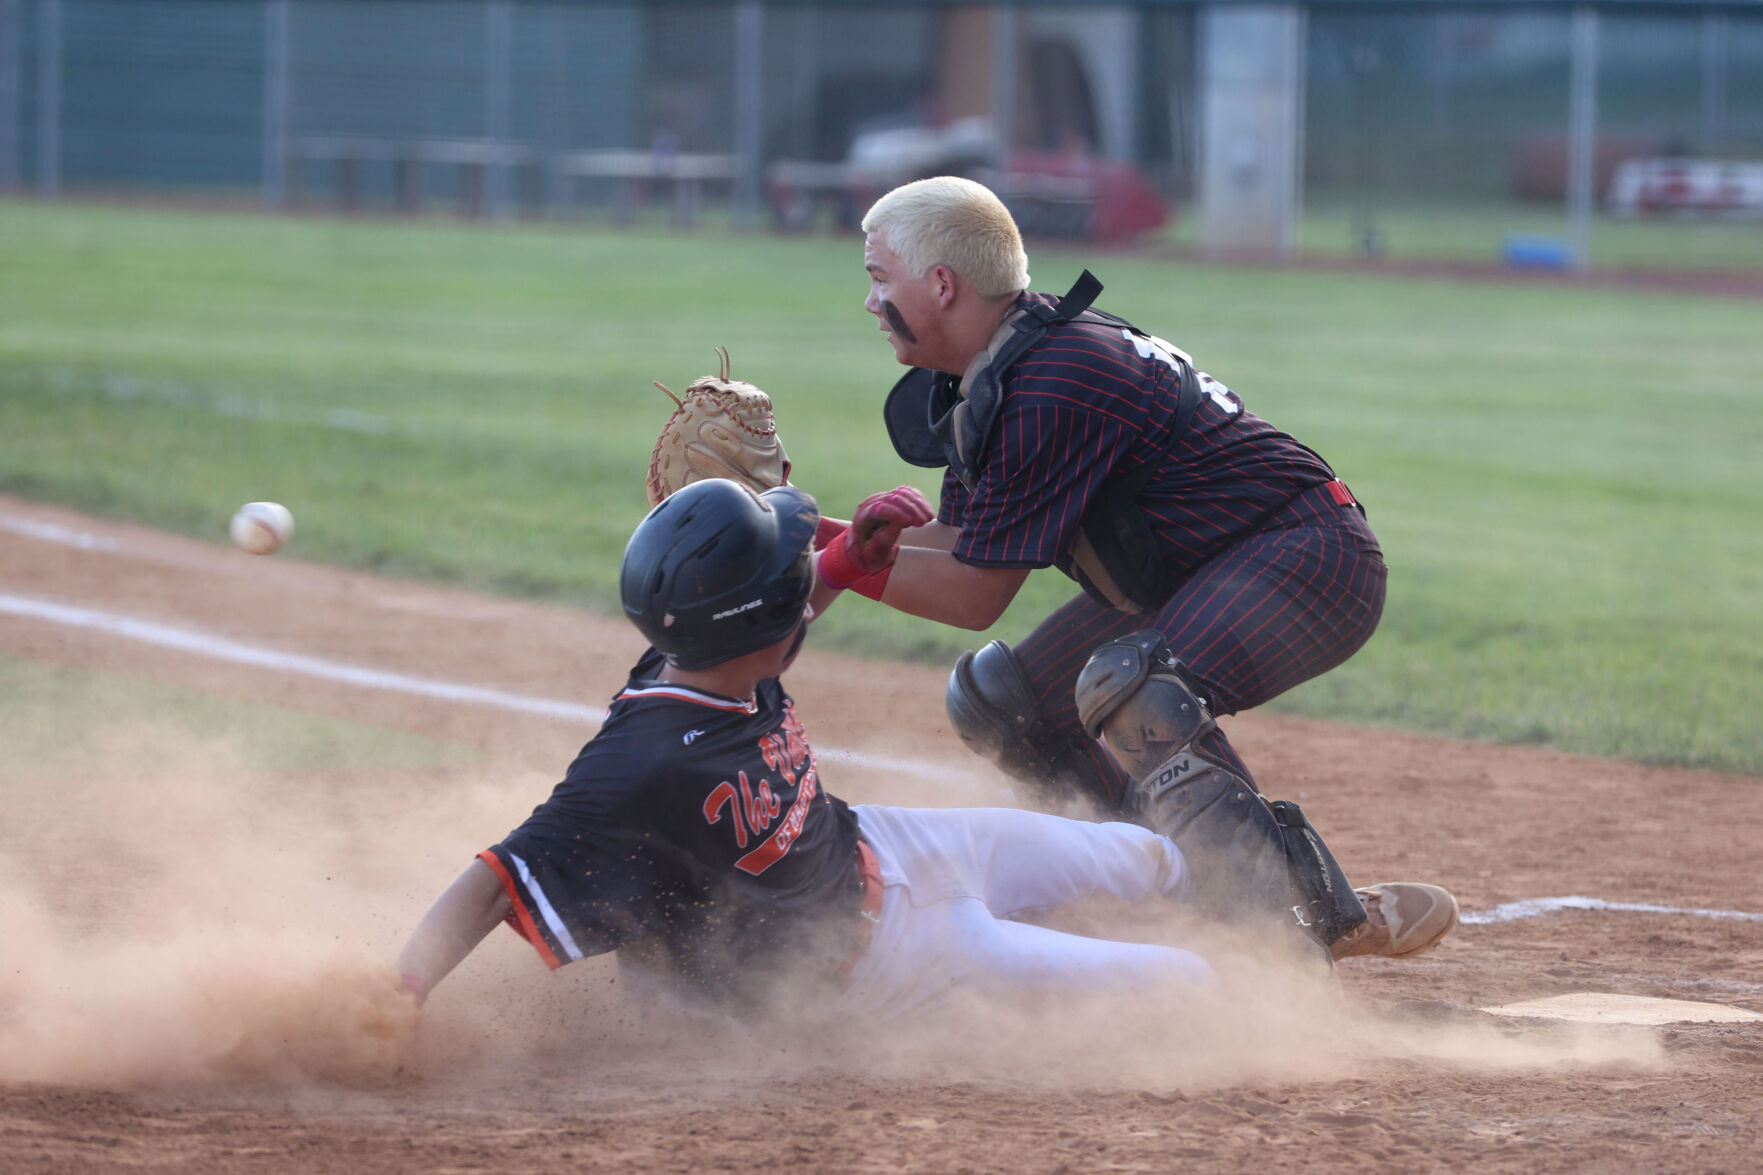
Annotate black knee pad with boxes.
[946,640,1113,799]
[947,640,1056,782]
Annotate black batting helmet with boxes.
[620,479,820,670]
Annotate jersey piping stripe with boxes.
[508,850,585,963]
[475,848,563,969]
[616,684,757,713]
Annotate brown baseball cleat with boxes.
[1331,882,1460,961]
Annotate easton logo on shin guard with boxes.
[1144,753,1203,799]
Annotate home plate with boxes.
[1482,992,1763,1026]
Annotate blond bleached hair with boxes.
[861,176,1030,299]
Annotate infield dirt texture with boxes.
[3,495,1761,1174]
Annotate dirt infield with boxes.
[2,494,1760,1174]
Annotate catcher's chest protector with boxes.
[883,271,1204,614]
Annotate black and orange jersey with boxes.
[479,649,863,999]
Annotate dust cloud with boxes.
[0,716,564,1088]
[0,717,1662,1095]
[844,939,1665,1092]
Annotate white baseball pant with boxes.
[833,804,1216,1021]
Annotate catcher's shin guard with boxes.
[1075,631,1366,947]
[1271,799,1364,945]
[946,640,1115,800]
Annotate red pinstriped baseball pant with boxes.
[1014,482,1388,811]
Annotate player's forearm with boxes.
[808,574,844,620]
[394,858,513,1003]
[881,547,1029,629]
[817,514,956,553]
[897,519,961,553]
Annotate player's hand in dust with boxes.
[394,970,430,1009]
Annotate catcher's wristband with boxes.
[850,566,891,602]
[815,536,891,600]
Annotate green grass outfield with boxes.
[1282,202,1763,272]
[1154,197,1763,273]
[2,200,1758,776]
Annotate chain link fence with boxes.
[2,1,1759,264]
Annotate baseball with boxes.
[229,501,294,555]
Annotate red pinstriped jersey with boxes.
[940,292,1337,580]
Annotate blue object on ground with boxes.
[1502,234,1574,270]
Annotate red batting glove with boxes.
[849,486,933,564]
[817,523,899,591]
[816,487,933,595]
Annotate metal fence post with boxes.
[543,0,569,215]
[37,0,61,196]
[1566,7,1599,273]
[263,0,290,209]
[732,1,763,231]
[485,0,511,221]
[1197,5,1305,257]
[1700,10,1727,153]
[0,0,19,190]
[989,4,1018,169]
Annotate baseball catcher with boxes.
[822,176,1460,963]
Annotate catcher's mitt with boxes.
[646,346,792,507]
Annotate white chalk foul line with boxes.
[1461,895,1763,926]
[0,592,604,724]
[0,516,122,552]
[0,592,977,785]
[3,584,1759,925]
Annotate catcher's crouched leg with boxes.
[1074,630,1367,952]
[945,640,1117,802]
